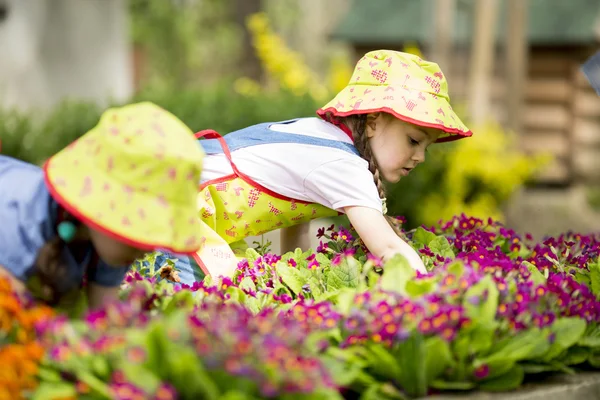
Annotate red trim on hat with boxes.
[316,107,472,143]
[42,160,199,255]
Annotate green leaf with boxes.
[238,277,257,293]
[334,288,360,316]
[428,236,455,259]
[121,361,161,394]
[478,365,524,392]
[31,382,78,400]
[91,355,111,380]
[588,349,600,368]
[479,329,550,367]
[359,383,409,400]
[579,324,600,348]
[166,347,220,399]
[425,337,454,384]
[522,261,546,286]
[319,352,364,387]
[430,380,476,391]
[380,254,415,295]
[367,270,381,289]
[395,334,428,398]
[326,256,360,291]
[412,227,438,248]
[520,362,560,374]
[36,366,63,383]
[244,296,261,314]
[162,289,195,315]
[405,278,435,297]
[276,262,305,295]
[468,325,496,356]
[364,344,402,382]
[590,260,600,298]
[77,371,114,398]
[244,248,262,265]
[542,317,587,361]
[447,261,465,277]
[463,275,499,326]
[216,391,252,400]
[560,346,590,366]
[224,286,247,305]
[575,272,591,287]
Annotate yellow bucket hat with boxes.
[43,102,205,254]
[317,50,472,143]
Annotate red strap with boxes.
[194,129,240,175]
[194,129,220,139]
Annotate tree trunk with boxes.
[234,0,263,81]
[468,0,500,125]
[431,0,455,77]
[505,0,529,135]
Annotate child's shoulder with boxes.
[0,155,46,199]
[0,156,51,281]
[0,155,42,178]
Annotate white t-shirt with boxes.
[200,117,383,213]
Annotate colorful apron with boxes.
[193,119,360,277]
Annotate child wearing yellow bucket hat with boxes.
[162,50,472,282]
[0,102,204,308]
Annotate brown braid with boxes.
[31,237,69,305]
[30,213,83,306]
[342,114,405,237]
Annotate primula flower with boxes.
[337,227,354,243]
[366,253,383,267]
[316,240,329,253]
[306,254,320,269]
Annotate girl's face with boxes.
[88,228,147,267]
[366,113,440,183]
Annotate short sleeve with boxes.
[0,156,52,280]
[303,158,383,213]
[87,260,130,287]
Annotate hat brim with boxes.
[43,151,203,255]
[317,86,472,143]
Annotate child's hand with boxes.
[344,206,427,274]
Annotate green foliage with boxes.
[0,83,319,166]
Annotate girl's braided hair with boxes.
[30,213,82,306]
[341,113,405,237]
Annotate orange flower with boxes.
[0,278,55,399]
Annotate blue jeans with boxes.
[151,251,205,286]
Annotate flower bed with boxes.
[5,215,600,399]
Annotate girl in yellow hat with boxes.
[0,102,205,308]
[164,50,472,283]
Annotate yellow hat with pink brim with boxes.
[317,50,472,143]
[43,102,205,254]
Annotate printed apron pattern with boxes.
[193,120,360,278]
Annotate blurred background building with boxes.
[1,0,599,249]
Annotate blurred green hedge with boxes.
[1,82,319,165]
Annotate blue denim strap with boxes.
[198,119,360,156]
[582,50,600,96]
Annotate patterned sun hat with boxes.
[43,102,205,254]
[317,50,472,143]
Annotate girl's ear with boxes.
[366,113,380,138]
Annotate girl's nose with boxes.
[412,148,426,164]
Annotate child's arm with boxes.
[86,261,130,309]
[344,206,427,273]
[87,283,120,309]
[280,223,311,253]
